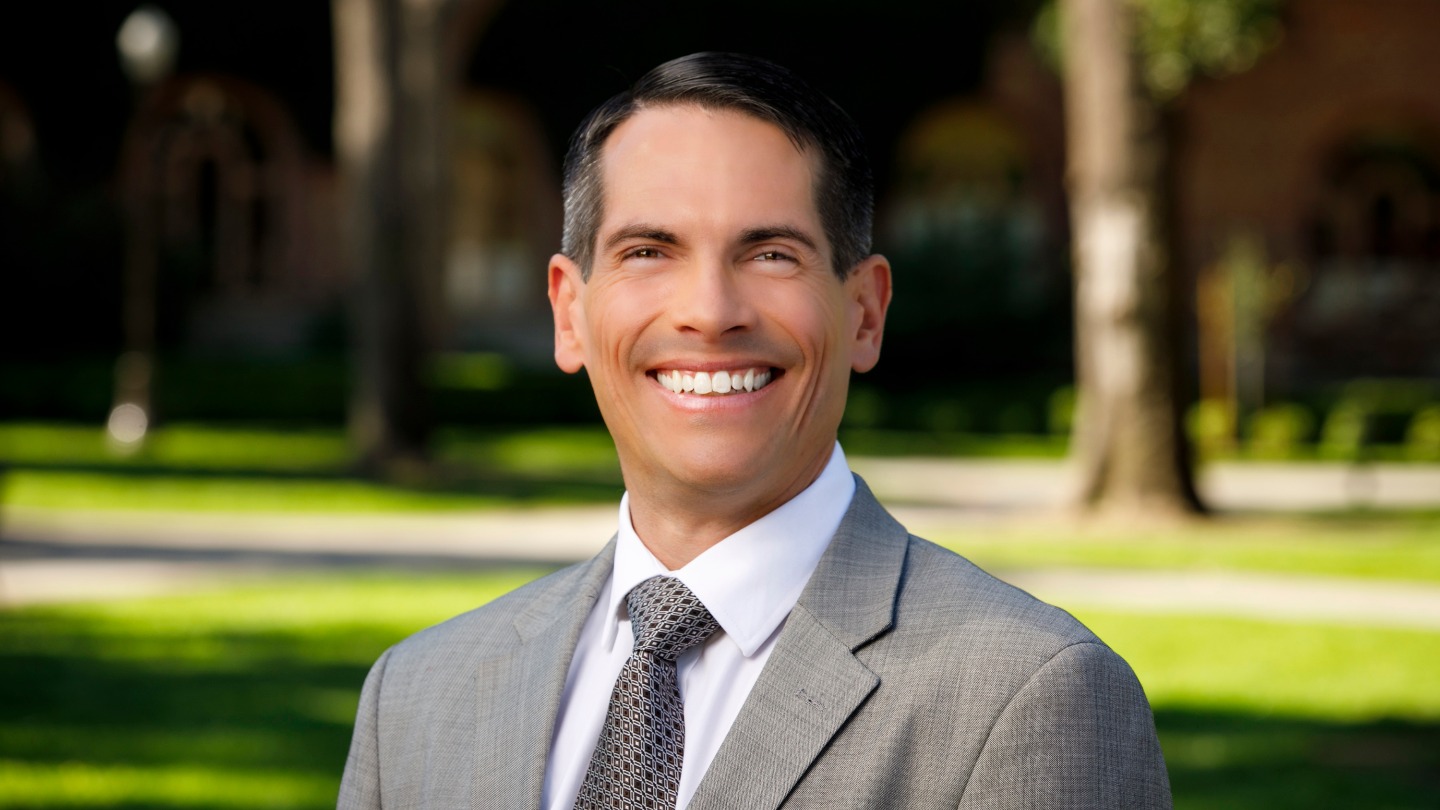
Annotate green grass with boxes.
[1076,609,1440,722]
[934,512,1440,584]
[0,571,551,810]
[0,422,1079,514]
[1074,608,1440,809]
[2,572,1437,809]
[0,422,622,476]
[4,421,1439,583]
[0,422,626,512]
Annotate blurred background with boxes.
[0,0,1437,808]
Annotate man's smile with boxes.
[649,366,778,396]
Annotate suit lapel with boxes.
[688,479,908,810]
[474,540,616,809]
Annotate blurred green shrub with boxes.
[1188,398,1237,456]
[919,400,973,433]
[1246,403,1315,459]
[1047,386,1076,436]
[996,402,1040,434]
[1316,379,1439,461]
[843,385,887,430]
[1406,406,1440,462]
[1319,400,1370,461]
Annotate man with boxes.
[339,52,1171,809]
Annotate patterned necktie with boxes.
[573,576,720,810]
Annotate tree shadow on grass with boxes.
[1157,707,1440,809]
[0,569,556,809]
[2,618,396,808]
[5,600,1440,810]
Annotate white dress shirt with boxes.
[542,443,856,810]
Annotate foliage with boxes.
[1245,403,1315,459]
[1320,400,1372,460]
[0,355,599,426]
[1184,384,1440,461]
[1407,406,1440,462]
[1032,0,1286,101]
[1188,398,1237,455]
[1316,379,1440,461]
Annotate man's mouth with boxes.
[651,367,776,396]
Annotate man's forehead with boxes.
[594,105,826,237]
[604,103,812,159]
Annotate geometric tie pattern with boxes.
[573,576,720,810]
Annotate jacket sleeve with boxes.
[338,647,394,810]
[959,641,1172,810]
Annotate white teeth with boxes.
[656,367,774,396]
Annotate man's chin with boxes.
[640,451,787,500]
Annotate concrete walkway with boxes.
[3,458,1438,627]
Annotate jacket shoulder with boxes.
[890,534,1104,666]
[383,556,600,669]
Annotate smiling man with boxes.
[339,53,1171,810]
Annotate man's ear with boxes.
[549,253,587,374]
[846,254,892,373]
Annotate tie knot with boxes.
[626,576,719,661]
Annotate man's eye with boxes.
[623,247,662,260]
[755,251,794,262]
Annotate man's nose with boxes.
[670,259,757,338]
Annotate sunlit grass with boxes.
[1,470,517,513]
[0,422,352,472]
[0,421,626,511]
[0,420,1076,513]
[0,421,1069,473]
[1075,609,1440,721]
[0,571,552,810]
[935,512,1440,583]
[1073,608,1440,809]
[1,571,1437,809]
[0,761,332,810]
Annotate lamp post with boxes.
[108,5,178,450]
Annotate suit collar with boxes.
[793,476,906,649]
[512,537,615,641]
[688,477,908,810]
[475,538,616,809]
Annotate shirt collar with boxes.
[605,442,855,656]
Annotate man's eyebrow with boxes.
[603,225,680,251]
[739,225,821,253]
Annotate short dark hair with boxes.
[560,52,874,279]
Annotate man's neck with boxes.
[624,448,838,569]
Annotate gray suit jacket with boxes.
[338,478,1172,808]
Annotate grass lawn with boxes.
[5,420,1440,584]
[0,422,1080,513]
[0,422,627,512]
[2,572,1437,810]
[931,512,1440,584]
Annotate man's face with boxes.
[549,105,889,526]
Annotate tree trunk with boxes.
[333,0,450,475]
[1060,0,1204,518]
